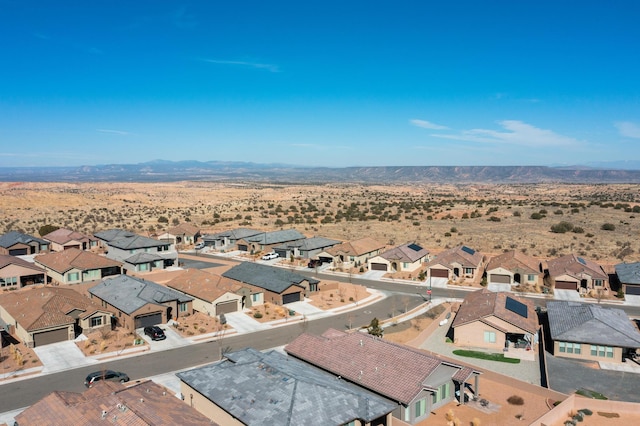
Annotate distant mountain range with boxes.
[2,160,640,183]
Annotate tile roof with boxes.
[94,229,137,242]
[14,380,215,426]
[0,254,45,272]
[546,253,607,280]
[615,262,640,285]
[485,250,541,274]
[89,275,192,315]
[0,286,109,331]
[35,248,122,274]
[325,237,385,257]
[451,289,539,335]
[0,231,47,248]
[125,252,163,264]
[378,243,430,263]
[166,223,200,236]
[177,348,396,426]
[202,228,263,241]
[42,228,96,245]
[223,262,318,293]
[427,245,484,269]
[166,269,241,302]
[285,329,474,404]
[273,236,341,252]
[107,235,168,250]
[547,301,640,348]
[246,229,306,245]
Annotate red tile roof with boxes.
[35,248,122,274]
[427,245,484,269]
[546,253,608,280]
[43,228,96,245]
[165,269,241,302]
[486,250,541,274]
[326,237,385,257]
[0,254,45,272]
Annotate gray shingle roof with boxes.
[547,301,640,348]
[202,228,263,241]
[273,237,341,251]
[176,348,396,426]
[89,275,192,314]
[223,262,318,293]
[107,235,167,250]
[125,252,163,264]
[615,262,640,285]
[246,229,306,245]
[94,229,137,242]
[0,231,47,248]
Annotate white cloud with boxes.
[200,58,280,73]
[615,121,640,139]
[97,129,130,136]
[410,119,448,130]
[431,120,580,147]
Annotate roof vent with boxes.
[359,339,363,346]
[140,398,144,403]
[101,410,107,419]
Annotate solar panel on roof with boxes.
[577,257,586,265]
[408,243,423,252]
[505,296,528,318]
[461,246,475,255]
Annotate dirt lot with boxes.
[0,340,42,378]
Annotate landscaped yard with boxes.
[76,328,147,357]
[307,282,372,310]
[0,340,42,377]
[171,311,230,336]
[246,302,301,323]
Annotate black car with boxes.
[144,325,166,341]
[84,370,129,387]
[308,259,322,268]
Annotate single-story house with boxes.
[485,250,543,288]
[200,228,263,251]
[94,229,178,272]
[165,269,243,317]
[0,254,46,289]
[451,289,539,352]
[88,275,193,330]
[614,262,640,296]
[0,286,112,347]
[317,237,385,270]
[157,223,201,246]
[426,245,484,282]
[285,329,481,425]
[15,380,216,426]
[546,301,640,363]
[42,228,99,252]
[545,254,609,294]
[238,229,306,254]
[222,262,319,305]
[272,236,341,260]
[0,231,49,256]
[368,242,431,273]
[177,348,396,426]
[34,248,123,285]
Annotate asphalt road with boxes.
[0,293,423,412]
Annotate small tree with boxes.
[367,318,384,337]
[39,224,59,237]
[601,223,616,231]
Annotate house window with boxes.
[527,274,535,281]
[129,249,136,254]
[90,316,103,327]
[67,272,79,282]
[574,343,581,354]
[464,268,474,275]
[591,345,614,357]
[414,398,426,418]
[484,331,496,343]
[179,303,188,312]
[343,421,356,426]
[139,263,149,271]
[404,406,411,422]
[403,262,409,269]
[590,345,597,356]
[251,293,260,302]
[594,279,603,287]
[432,382,450,405]
[559,342,566,353]
[606,347,614,358]
[0,277,17,287]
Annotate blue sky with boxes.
[1,1,639,168]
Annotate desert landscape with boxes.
[2,181,639,265]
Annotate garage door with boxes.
[33,328,68,347]
[490,274,511,284]
[216,301,238,315]
[134,312,162,329]
[370,263,388,271]
[9,248,28,256]
[237,244,248,252]
[275,249,288,258]
[431,268,449,278]
[282,292,301,304]
[626,285,640,295]
[555,280,577,290]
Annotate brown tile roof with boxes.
[427,245,484,269]
[165,269,241,302]
[451,289,539,335]
[0,254,45,272]
[546,253,608,280]
[43,228,96,245]
[326,237,385,257]
[166,223,200,236]
[0,286,110,331]
[14,380,216,426]
[285,329,468,404]
[379,242,430,263]
[486,250,541,274]
[35,248,122,274]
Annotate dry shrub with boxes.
[471,418,481,426]
[507,395,525,405]
[445,409,455,421]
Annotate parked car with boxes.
[84,370,129,387]
[261,252,279,260]
[144,325,166,341]
[194,241,205,250]
[308,259,322,268]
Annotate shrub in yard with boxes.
[253,312,263,319]
[507,395,525,405]
[578,409,592,416]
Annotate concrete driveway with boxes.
[33,340,98,374]
[138,325,190,350]
[554,289,582,301]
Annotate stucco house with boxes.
[485,250,543,289]
[42,228,99,252]
[177,348,396,426]
[547,301,640,363]
[200,228,263,251]
[0,254,46,289]
[614,262,640,296]
[426,245,484,283]
[94,229,178,273]
[272,236,341,260]
[368,242,431,273]
[0,231,49,256]
[317,237,385,270]
[88,275,193,330]
[165,269,242,316]
[286,329,481,425]
[34,248,123,285]
[237,229,306,254]
[156,223,201,246]
[0,286,112,347]
[545,253,609,294]
[451,289,539,352]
